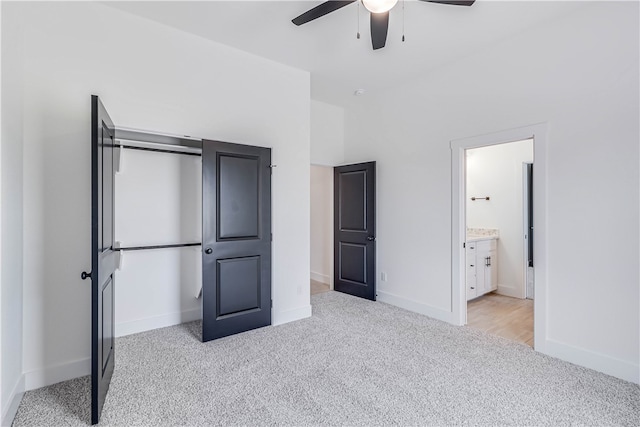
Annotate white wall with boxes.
[0,57,2,427]
[7,1,310,391]
[311,100,345,166]
[310,165,333,286]
[1,3,25,424]
[343,2,639,382]
[114,148,202,337]
[0,0,3,410]
[0,1,3,416]
[309,99,344,287]
[467,140,533,298]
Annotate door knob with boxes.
[205,248,213,254]
[367,236,375,241]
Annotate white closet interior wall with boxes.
[114,145,203,337]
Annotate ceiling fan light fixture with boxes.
[362,0,398,14]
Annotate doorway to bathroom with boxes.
[451,123,549,351]
[464,139,534,346]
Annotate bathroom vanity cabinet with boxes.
[466,237,498,300]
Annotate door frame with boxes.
[523,162,534,300]
[450,123,548,352]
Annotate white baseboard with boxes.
[543,339,639,384]
[377,291,453,323]
[1,374,24,427]
[115,307,202,337]
[24,307,201,391]
[24,357,89,392]
[21,305,306,392]
[310,271,330,285]
[273,304,312,326]
[496,284,524,299]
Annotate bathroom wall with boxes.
[467,139,534,298]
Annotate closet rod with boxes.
[117,242,202,252]
[120,145,202,157]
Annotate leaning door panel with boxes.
[202,141,272,342]
[334,162,376,301]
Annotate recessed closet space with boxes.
[465,139,534,346]
[114,139,203,337]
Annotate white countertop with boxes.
[467,234,499,242]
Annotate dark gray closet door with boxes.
[90,95,117,424]
[334,162,376,301]
[202,140,272,342]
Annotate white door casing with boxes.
[450,123,547,351]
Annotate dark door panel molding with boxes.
[334,162,376,301]
[202,140,272,342]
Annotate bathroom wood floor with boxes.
[310,279,330,295]
[467,293,534,347]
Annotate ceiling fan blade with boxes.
[292,1,357,26]
[370,11,389,50]
[420,0,476,6]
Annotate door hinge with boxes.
[463,242,466,248]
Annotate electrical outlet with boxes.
[381,272,387,282]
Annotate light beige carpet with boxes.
[13,291,640,426]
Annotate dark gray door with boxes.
[526,163,533,267]
[201,140,272,342]
[334,162,376,301]
[89,95,117,424]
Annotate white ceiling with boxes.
[106,1,588,106]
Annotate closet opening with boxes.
[112,128,204,340]
[90,97,274,424]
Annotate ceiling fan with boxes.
[292,0,475,50]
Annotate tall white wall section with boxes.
[343,2,639,382]
[6,1,311,391]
